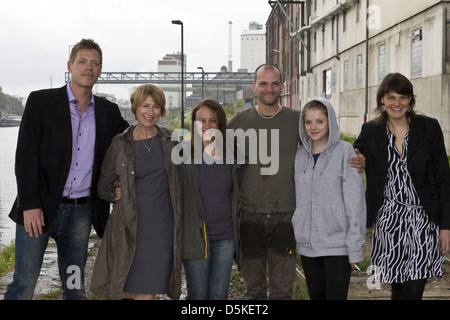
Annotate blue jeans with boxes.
[183,238,235,300]
[4,202,92,300]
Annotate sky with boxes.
[0,0,272,100]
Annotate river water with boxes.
[0,127,18,248]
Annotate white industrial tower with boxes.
[240,21,266,73]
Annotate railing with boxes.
[65,71,254,85]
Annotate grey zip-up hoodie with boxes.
[291,98,366,263]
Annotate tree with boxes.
[0,86,24,116]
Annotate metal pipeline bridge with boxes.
[64,71,254,85]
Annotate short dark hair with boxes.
[254,64,283,83]
[69,39,103,66]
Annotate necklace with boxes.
[141,137,155,156]
[135,125,157,156]
[255,105,281,119]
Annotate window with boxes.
[308,77,311,98]
[332,17,336,41]
[331,66,336,93]
[314,73,318,97]
[357,54,363,88]
[356,0,362,23]
[343,60,349,91]
[322,26,325,47]
[411,29,422,77]
[314,32,317,52]
[447,18,450,62]
[323,69,332,98]
[343,10,347,32]
[378,44,386,83]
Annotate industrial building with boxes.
[266,0,450,152]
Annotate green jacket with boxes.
[179,141,242,269]
[90,125,182,299]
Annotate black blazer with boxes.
[354,115,450,229]
[10,85,129,237]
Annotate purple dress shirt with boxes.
[63,83,96,199]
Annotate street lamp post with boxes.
[197,66,204,99]
[172,20,184,129]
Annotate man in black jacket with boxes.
[4,39,129,300]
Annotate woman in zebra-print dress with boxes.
[354,73,450,300]
[372,127,443,288]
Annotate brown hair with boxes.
[374,73,417,126]
[130,84,167,117]
[69,39,103,65]
[302,100,328,122]
[190,99,228,156]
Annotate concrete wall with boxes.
[297,0,450,152]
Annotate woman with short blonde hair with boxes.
[130,83,168,118]
[91,83,182,300]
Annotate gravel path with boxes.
[1,233,449,300]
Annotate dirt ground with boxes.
[347,236,450,300]
[1,233,448,300]
[85,235,450,301]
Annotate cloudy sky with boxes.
[0,0,272,100]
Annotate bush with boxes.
[0,242,15,277]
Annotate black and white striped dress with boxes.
[371,126,444,283]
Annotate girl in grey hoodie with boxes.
[292,98,366,300]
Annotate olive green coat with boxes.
[90,125,182,300]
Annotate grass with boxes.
[39,288,61,300]
[0,242,15,277]
[340,134,356,145]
